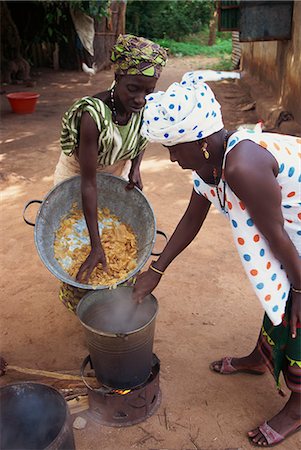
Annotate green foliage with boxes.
[126,0,215,41]
[73,0,110,19]
[38,0,110,20]
[152,29,233,70]
[34,0,109,43]
[40,2,69,44]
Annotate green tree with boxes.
[35,0,110,44]
[126,0,214,41]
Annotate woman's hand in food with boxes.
[132,268,162,303]
[76,246,107,283]
[290,290,301,339]
[126,166,143,191]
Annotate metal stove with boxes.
[82,354,161,427]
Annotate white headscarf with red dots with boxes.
[141,71,224,145]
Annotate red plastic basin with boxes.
[6,92,40,114]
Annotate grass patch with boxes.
[155,31,233,71]
[182,30,232,46]
[155,37,232,57]
[155,30,232,57]
[205,55,234,71]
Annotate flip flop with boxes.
[248,421,301,447]
[209,356,265,375]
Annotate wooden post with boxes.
[53,43,59,70]
[208,7,218,46]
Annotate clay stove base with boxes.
[85,355,161,427]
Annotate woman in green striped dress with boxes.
[53,34,167,311]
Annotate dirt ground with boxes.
[1,56,300,450]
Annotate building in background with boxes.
[218,0,301,129]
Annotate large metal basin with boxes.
[23,174,157,290]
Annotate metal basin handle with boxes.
[23,200,42,226]
[151,229,168,256]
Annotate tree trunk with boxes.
[1,1,21,60]
[0,1,30,83]
[58,7,79,70]
[94,0,126,71]
[208,8,218,46]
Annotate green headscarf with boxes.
[111,34,167,78]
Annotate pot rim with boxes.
[6,92,40,100]
[0,381,69,448]
[76,286,159,337]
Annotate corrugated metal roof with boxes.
[240,1,294,42]
[218,1,294,40]
[218,1,240,31]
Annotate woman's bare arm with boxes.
[76,112,107,282]
[133,189,211,302]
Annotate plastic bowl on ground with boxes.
[6,92,40,114]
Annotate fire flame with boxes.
[113,389,131,395]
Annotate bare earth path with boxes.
[1,56,299,450]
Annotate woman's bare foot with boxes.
[210,347,266,375]
[248,392,301,446]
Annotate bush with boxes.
[126,0,214,41]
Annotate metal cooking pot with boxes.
[77,286,158,389]
[23,174,166,290]
[0,382,75,450]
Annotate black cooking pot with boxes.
[0,382,75,450]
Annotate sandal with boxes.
[248,421,301,447]
[209,356,265,375]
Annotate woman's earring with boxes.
[201,142,210,159]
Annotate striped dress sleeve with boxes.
[60,97,105,157]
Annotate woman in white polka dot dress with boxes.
[133,71,301,447]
